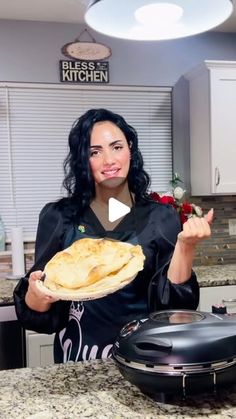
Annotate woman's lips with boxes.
[102,169,120,178]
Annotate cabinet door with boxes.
[210,69,236,193]
[184,61,236,195]
[25,330,55,367]
[199,285,236,313]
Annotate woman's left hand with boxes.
[167,209,214,284]
[177,208,214,248]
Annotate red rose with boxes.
[159,195,176,206]
[181,202,192,214]
[180,212,188,224]
[149,192,161,202]
[149,185,201,226]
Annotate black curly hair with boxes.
[63,108,150,214]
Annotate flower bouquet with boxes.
[149,173,203,224]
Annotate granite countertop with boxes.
[1,358,236,418]
[0,264,236,305]
[194,264,236,287]
[0,277,18,305]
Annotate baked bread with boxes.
[43,238,145,294]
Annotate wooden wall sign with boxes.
[60,29,111,84]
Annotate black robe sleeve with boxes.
[148,204,199,312]
[13,202,71,334]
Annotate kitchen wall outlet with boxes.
[228,219,236,236]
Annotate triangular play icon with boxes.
[108,197,130,222]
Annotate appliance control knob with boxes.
[212,304,227,314]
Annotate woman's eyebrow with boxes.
[90,140,124,148]
[90,144,102,149]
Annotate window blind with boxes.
[0,83,172,240]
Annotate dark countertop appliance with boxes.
[112,310,236,398]
[0,304,26,370]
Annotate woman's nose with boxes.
[102,150,115,165]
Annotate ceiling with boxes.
[0,0,236,32]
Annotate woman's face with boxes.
[89,121,131,186]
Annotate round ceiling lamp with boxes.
[85,0,233,41]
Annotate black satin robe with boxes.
[14,197,199,362]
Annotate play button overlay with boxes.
[91,177,152,237]
[108,197,130,222]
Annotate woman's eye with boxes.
[113,145,123,151]
[90,149,100,157]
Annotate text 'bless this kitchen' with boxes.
[60,60,109,83]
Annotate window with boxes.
[0,83,172,240]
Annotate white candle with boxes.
[11,227,25,277]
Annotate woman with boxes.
[14,108,213,363]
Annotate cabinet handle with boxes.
[215,167,220,186]
[222,298,236,303]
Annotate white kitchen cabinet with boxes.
[25,330,55,367]
[174,60,236,195]
[187,60,236,195]
[199,285,236,313]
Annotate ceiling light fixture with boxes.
[85,0,233,41]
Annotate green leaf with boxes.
[169,172,183,188]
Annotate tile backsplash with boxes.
[190,195,236,266]
[0,195,235,278]
[0,248,34,280]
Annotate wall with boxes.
[0,19,236,268]
[1,20,236,86]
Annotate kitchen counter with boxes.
[0,358,236,418]
[194,264,236,287]
[0,278,18,305]
[0,264,236,305]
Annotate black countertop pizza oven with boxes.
[112,310,236,398]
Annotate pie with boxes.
[42,238,145,297]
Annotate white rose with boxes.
[173,186,185,200]
[192,204,203,217]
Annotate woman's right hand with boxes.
[25,270,58,312]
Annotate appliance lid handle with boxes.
[135,337,172,351]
